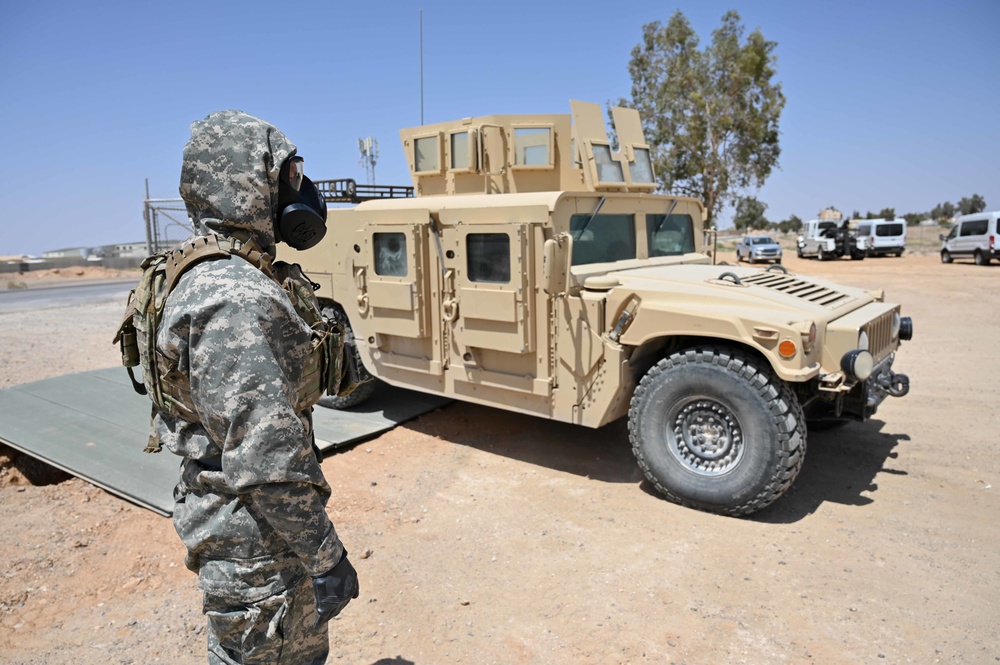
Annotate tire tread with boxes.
[628,346,806,517]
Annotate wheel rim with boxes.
[665,397,745,475]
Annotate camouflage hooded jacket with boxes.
[157,110,343,601]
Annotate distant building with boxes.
[42,247,92,259]
[41,241,153,260]
[102,241,150,258]
[818,207,843,222]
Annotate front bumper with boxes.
[860,353,910,418]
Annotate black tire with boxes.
[796,245,804,259]
[628,347,806,517]
[316,302,379,410]
[818,246,828,261]
[941,250,952,264]
[748,254,755,264]
[975,250,989,266]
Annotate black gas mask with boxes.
[276,155,328,250]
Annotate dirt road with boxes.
[1,252,997,664]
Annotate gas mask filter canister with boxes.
[277,156,328,250]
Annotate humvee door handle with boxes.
[354,266,369,314]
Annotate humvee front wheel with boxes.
[628,347,806,516]
[317,302,379,410]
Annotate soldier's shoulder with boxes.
[172,256,281,305]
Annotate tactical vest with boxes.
[113,234,347,452]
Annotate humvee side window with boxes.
[569,214,636,265]
[629,147,654,184]
[645,214,695,256]
[592,144,625,183]
[513,127,552,167]
[450,131,470,170]
[467,233,511,283]
[374,232,408,277]
[947,226,957,240]
[414,135,440,173]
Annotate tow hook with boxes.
[880,372,910,397]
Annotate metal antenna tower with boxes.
[358,136,379,185]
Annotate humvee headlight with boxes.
[778,339,797,359]
[841,349,874,381]
[891,311,901,340]
[858,330,869,351]
[802,322,817,354]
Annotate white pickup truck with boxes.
[796,219,868,260]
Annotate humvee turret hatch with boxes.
[297,101,914,517]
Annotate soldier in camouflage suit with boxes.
[157,110,358,664]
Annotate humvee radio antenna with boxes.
[419,9,424,124]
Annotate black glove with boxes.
[312,550,359,626]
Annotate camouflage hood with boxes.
[179,110,296,255]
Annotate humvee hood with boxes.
[608,263,873,318]
[179,110,296,255]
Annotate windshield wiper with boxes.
[573,196,606,241]
[652,198,680,236]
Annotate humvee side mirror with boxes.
[543,233,572,295]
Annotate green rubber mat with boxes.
[0,368,449,516]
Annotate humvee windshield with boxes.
[570,214,637,265]
[646,214,695,256]
[569,213,696,265]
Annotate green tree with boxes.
[733,195,768,231]
[958,194,986,215]
[620,10,785,227]
[931,201,956,221]
[877,207,896,220]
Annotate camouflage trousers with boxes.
[204,574,329,665]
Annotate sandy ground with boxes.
[1,249,998,665]
[2,266,138,287]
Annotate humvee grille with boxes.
[739,273,858,310]
[863,309,896,361]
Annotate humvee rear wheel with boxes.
[628,347,806,516]
[941,250,953,264]
[317,302,379,410]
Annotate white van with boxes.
[940,211,1000,265]
[855,218,906,257]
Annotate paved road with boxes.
[0,279,134,313]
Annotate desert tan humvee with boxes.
[298,101,913,516]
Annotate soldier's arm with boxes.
[173,262,344,576]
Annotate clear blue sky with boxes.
[1,0,997,255]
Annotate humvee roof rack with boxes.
[314,178,414,204]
